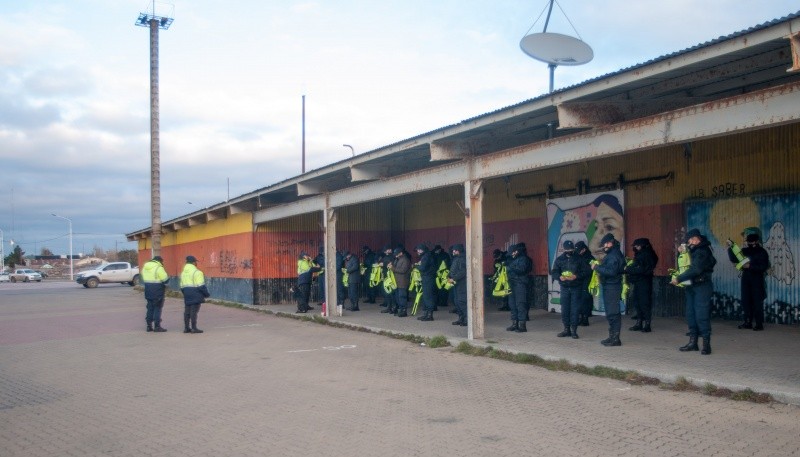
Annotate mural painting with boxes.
[686,193,798,324]
[546,190,626,314]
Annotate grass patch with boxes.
[427,335,451,348]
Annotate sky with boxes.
[1,0,798,258]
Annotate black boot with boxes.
[191,328,204,334]
[641,320,652,333]
[396,309,407,317]
[570,325,579,339]
[737,321,752,329]
[153,323,167,332]
[679,335,699,352]
[458,316,467,326]
[602,332,621,346]
[701,336,711,355]
[600,331,613,345]
[579,315,590,326]
[629,320,643,331]
[506,320,519,331]
[515,321,527,333]
[146,322,153,332]
[417,310,433,321]
[452,315,463,325]
[557,327,571,337]
[752,324,764,331]
[183,316,191,333]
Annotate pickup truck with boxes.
[76,262,140,288]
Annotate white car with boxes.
[10,269,43,283]
[0,272,10,283]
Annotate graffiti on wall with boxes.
[210,249,254,275]
[687,193,799,324]
[546,190,626,314]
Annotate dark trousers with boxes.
[145,297,164,325]
[394,288,408,312]
[184,304,201,330]
[509,280,529,321]
[740,279,766,326]
[630,279,653,321]
[336,273,346,305]
[685,281,713,338]
[454,283,467,319]
[579,287,593,317]
[297,283,311,310]
[348,280,361,308]
[317,273,325,303]
[560,286,581,328]
[383,285,395,309]
[436,286,449,307]
[602,283,622,334]
[366,283,377,303]
[421,276,436,312]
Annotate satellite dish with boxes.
[519,32,593,66]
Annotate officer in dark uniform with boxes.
[378,246,397,313]
[142,255,169,332]
[344,251,362,311]
[592,234,626,346]
[727,229,770,331]
[506,243,533,333]
[625,238,659,332]
[335,250,346,308]
[362,245,377,304]
[673,228,717,355]
[448,244,467,326]
[391,248,411,317]
[432,245,452,311]
[415,244,437,321]
[551,240,591,339]
[492,249,510,311]
[313,246,325,308]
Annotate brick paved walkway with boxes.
[1,283,798,457]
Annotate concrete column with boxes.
[324,204,338,317]
[464,179,484,339]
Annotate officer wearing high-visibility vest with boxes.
[432,245,451,311]
[296,251,321,314]
[415,244,437,322]
[180,255,210,334]
[362,246,378,304]
[551,240,591,339]
[142,255,169,333]
[390,248,411,317]
[673,228,717,355]
[378,246,396,314]
[344,251,362,311]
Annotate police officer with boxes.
[296,251,320,313]
[506,243,533,333]
[180,255,210,334]
[591,234,626,346]
[448,244,467,326]
[551,240,590,339]
[432,245,451,311]
[142,255,169,332]
[379,246,396,314]
[415,244,437,321]
[673,228,717,355]
[335,250,346,308]
[574,241,595,326]
[492,249,510,311]
[362,245,378,304]
[391,248,411,317]
[625,238,659,333]
[727,229,770,331]
[344,251,362,311]
[313,246,325,309]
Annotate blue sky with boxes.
[1,0,798,257]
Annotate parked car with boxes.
[76,262,140,288]
[0,272,10,283]
[10,269,43,283]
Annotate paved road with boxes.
[1,282,798,457]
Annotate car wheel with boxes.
[82,284,89,288]
[129,275,141,286]
[86,277,99,288]
[23,277,29,283]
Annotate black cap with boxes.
[746,233,759,242]
[493,249,503,257]
[574,241,588,251]
[451,243,465,253]
[600,234,616,245]
[632,238,650,247]
[393,248,403,256]
[433,244,443,251]
[685,228,702,241]
[381,245,391,252]
[515,242,526,251]
[415,244,428,251]
[186,255,197,263]
[152,256,163,262]
[562,240,574,250]
[299,251,308,257]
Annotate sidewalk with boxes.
[251,302,800,405]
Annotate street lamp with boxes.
[0,228,5,272]
[51,214,73,281]
[343,144,355,156]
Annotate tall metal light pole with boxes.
[51,214,73,281]
[135,3,173,257]
[0,228,5,272]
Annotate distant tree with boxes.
[40,247,54,256]
[7,245,25,268]
[93,246,106,259]
[117,249,138,266]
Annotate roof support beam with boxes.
[350,163,387,182]
[253,81,800,224]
